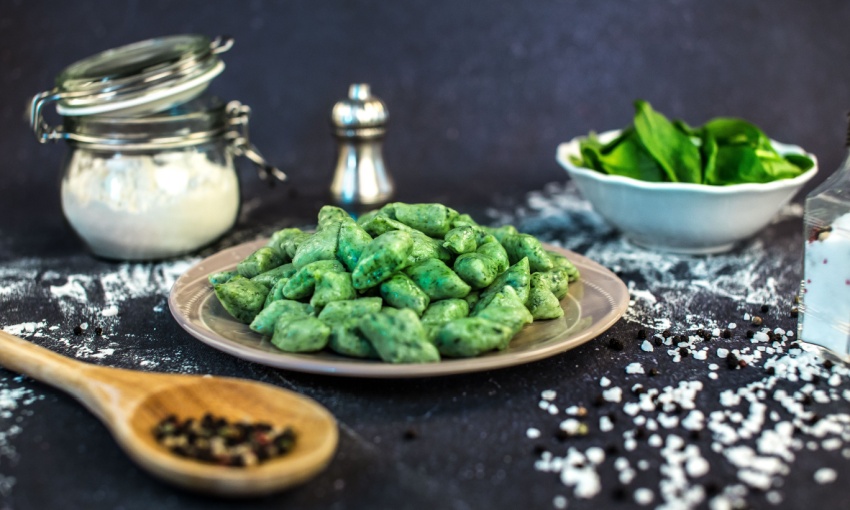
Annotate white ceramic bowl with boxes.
[556,129,818,254]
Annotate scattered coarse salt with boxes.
[766,491,783,505]
[623,402,641,417]
[542,390,557,401]
[101,305,119,317]
[634,488,654,505]
[585,447,605,465]
[753,332,770,343]
[686,456,710,478]
[602,387,623,403]
[814,467,837,484]
[681,410,705,431]
[553,495,567,509]
[502,184,850,510]
[626,363,645,375]
[527,428,541,439]
[560,419,581,435]
[548,404,559,415]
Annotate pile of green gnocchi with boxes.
[208,203,579,364]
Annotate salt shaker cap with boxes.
[331,83,388,138]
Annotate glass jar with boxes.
[799,121,850,361]
[28,35,284,260]
[59,98,264,260]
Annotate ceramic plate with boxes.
[169,239,629,378]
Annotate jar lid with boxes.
[331,84,388,138]
[29,34,232,142]
[55,34,231,117]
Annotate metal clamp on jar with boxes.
[28,34,284,260]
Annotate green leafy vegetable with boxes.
[633,100,703,183]
[573,100,813,186]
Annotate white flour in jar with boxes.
[61,149,239,260]
[800,212,850,356]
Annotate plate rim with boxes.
[168,239,629,378]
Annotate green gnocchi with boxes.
[210,203,581,363]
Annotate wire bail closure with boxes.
[225,101,287,183]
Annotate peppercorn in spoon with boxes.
[0,330,338,496]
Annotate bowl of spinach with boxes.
[556,100,817,253]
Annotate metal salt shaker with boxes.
[330,84,394,208]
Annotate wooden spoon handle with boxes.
[0,329,136,422]
[0,329,94,389]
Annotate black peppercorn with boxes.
[648,368,659,377]
[679,347,690,357]
[73,325,82,336]
[721,329,731,339]
[726,353,739,369]
[637,329,647,340]
[761,304,770,313]
[153,414,296,467]
[612,486,628,500]
[608,338,625,351]
[746,330,754,339]
[403,428,418,440]
[654,337,663,347]
[94,326,103,335]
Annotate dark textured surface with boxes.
[1,2,850,509]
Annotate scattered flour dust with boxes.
[0,376,44,497]
[493,181,803,329]
[0,254,199,498]
[511,183,848,509]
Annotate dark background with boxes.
[1,3,850,509]
[2,0,850,255]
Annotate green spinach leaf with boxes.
[633,100,703,183]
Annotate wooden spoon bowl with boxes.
[0,330,338,497]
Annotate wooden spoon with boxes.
[0,330,338,497]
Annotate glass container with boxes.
[799,120,850,361]
[28,35,284,260]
